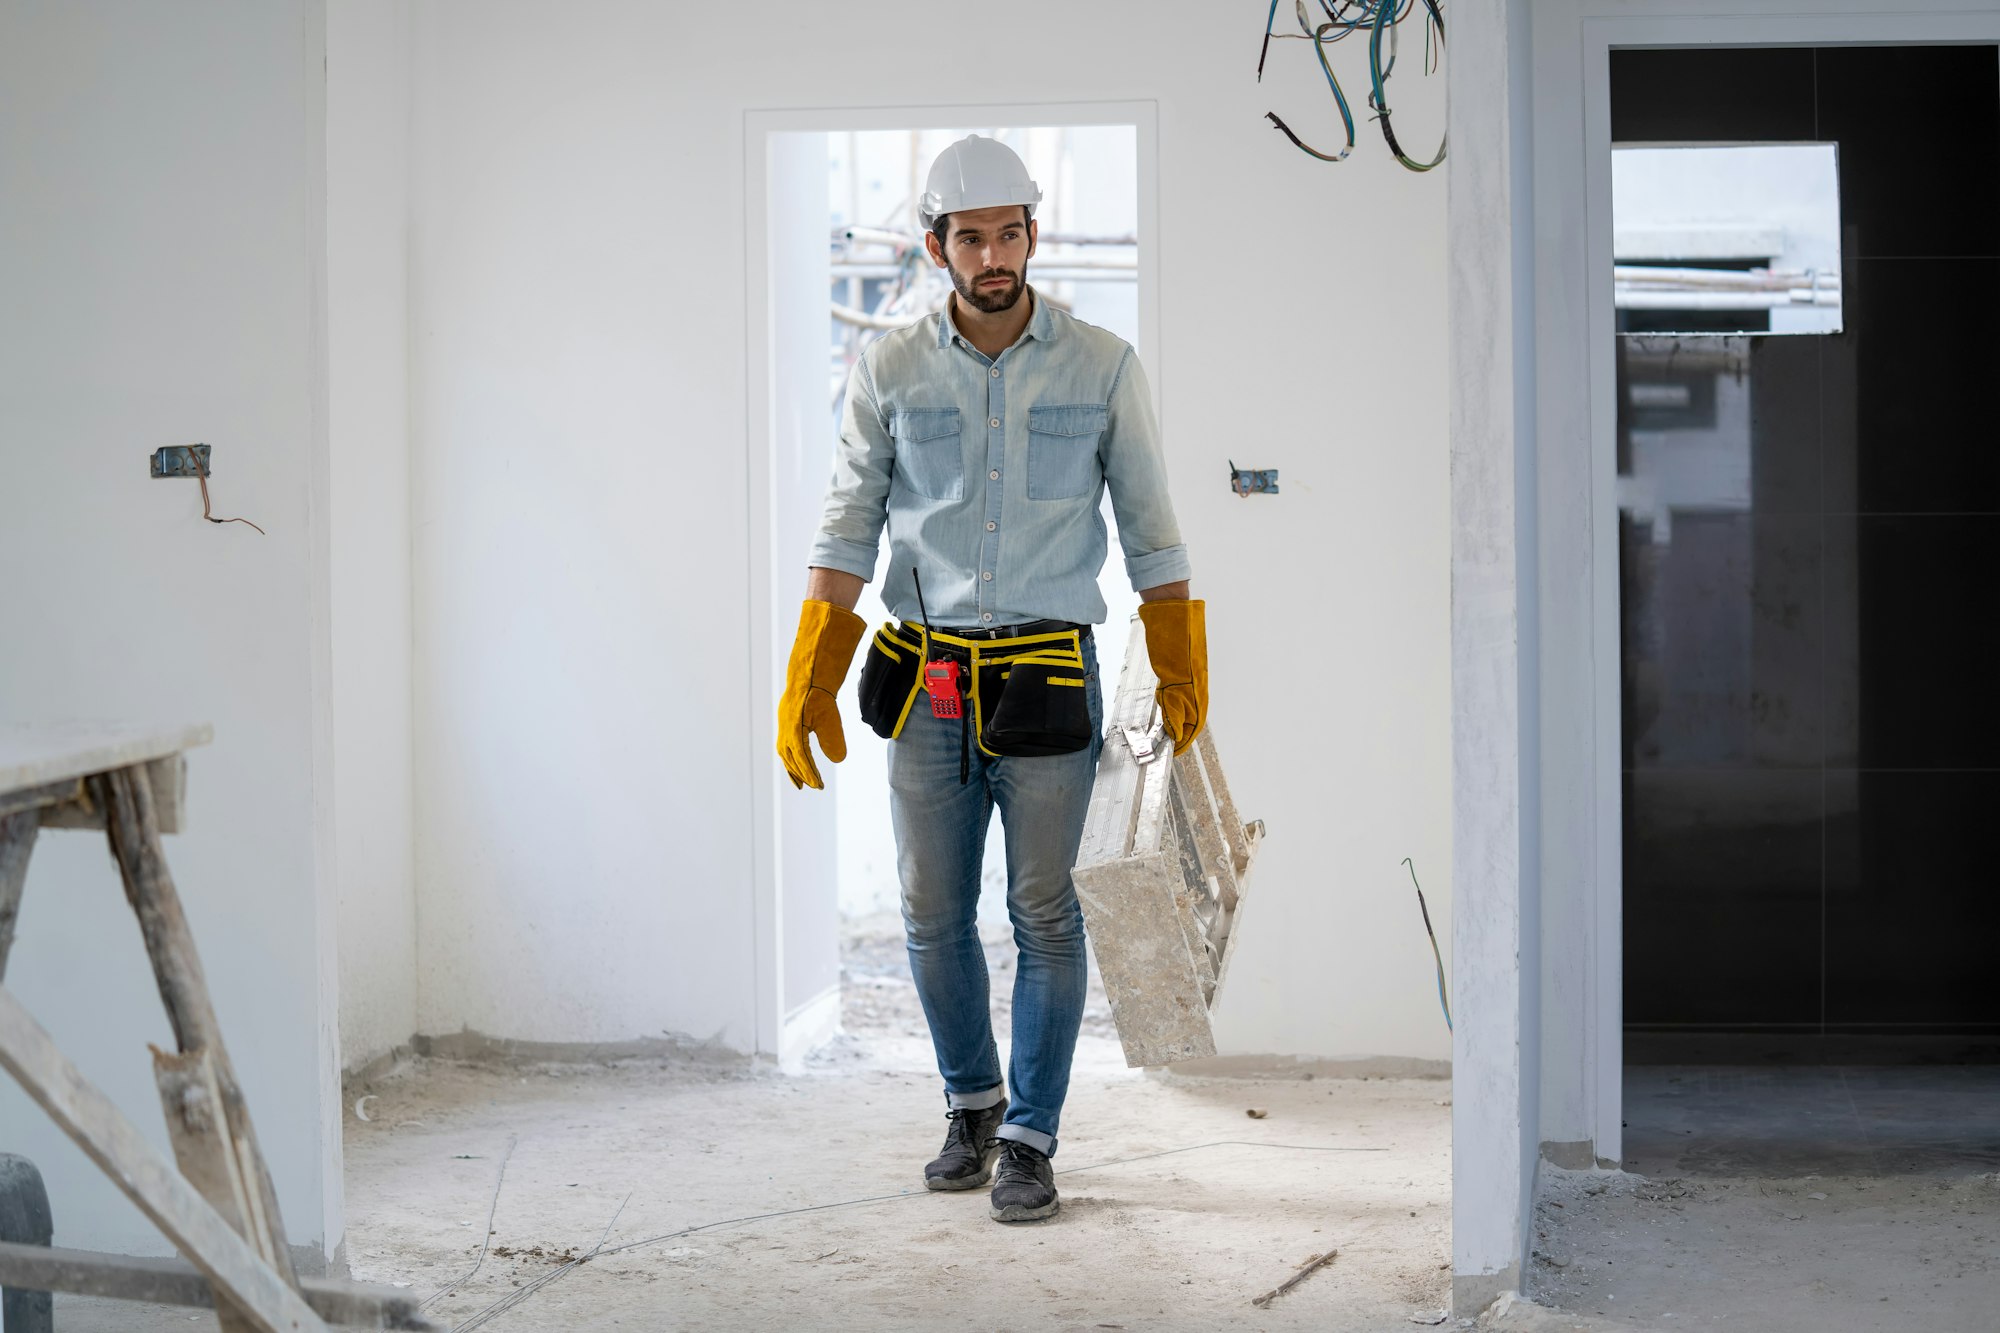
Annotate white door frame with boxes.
[741,100,1161,1061]
[1529,0,2000,1171]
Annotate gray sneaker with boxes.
[924,1103,1005,1191]
[989,1140,1059,1222]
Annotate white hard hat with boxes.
[918,134,1042,230]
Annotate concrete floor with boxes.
[1622,1065,2000,1178]
[325,916,1457,1331]
[1525,1066,2000,1332]
[40,953,2000,1331]
[48,917,1455,1331]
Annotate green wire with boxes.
[1368,0,1446,172]
[1404,857,1452,1033]
[1264,0,1443,171]
[1264,8,1356,162]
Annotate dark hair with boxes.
[931,206,1034,250]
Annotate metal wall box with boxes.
[1074,617,1264,1068]
[150,445,212,479]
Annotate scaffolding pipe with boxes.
[1616,290,1841,310]
[832,303,931,331]
[833,262,1136,280]
[837,226,1138,250]
[1614,264,1840,294]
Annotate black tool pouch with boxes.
[855,626,924,740]
[978,652,1093,757]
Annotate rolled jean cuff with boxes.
[947,1084,1006,1112]
[994,1123,1056,1156]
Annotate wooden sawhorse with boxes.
[0,724,433,1331]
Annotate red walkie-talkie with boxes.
[925,658,962,719]
[912,567,963,720]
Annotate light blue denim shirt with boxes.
[809,289,1192,627]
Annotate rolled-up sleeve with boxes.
[1101,348,1193,590]
[808,354,894,581]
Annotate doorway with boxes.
[743,102,1159,1068]
[1610,42,2000,1177]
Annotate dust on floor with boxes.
[321,917,1455,1331]
[1523,1165,1999,1333]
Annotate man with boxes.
[776,134,1207,1223]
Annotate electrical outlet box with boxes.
[1228,464,1278,497]
[151,444,212,479]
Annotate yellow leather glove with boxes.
[1136,598,1208,756]
[777,599,867,790]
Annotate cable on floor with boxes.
[437,1138,1388,1331]
[419,1135,517,1312]
[452,1191,629,1333]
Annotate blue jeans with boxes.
[888,633,1103,1156]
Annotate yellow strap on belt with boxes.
[961,630,1083,757]
[883,623,1085,754]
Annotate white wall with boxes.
[770,132,843,1047]
[329,0,417,1074]
[0,0,342,1265]
[407,2,1451,1064]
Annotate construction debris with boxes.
[1251,1247,1340,1307]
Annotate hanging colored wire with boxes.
[1260,0,1445,172]
[1403,857,1452,1032]
[1370,0,1447,172]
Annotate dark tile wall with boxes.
[1613,46,2000,1043]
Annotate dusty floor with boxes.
[1525,1166,1998,1332]
[49,929,1997,1331]
[321,917,1456,1331]
[1518,1066,2000,1333]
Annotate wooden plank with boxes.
[0,989,328,1333]
[91,766,300,1293]
[41,755,188,835]
[0,723,211,797]
[0,1242,441,1331]
[156,1047,270,1333]
[0,810,34,983]
[0,778,82,821]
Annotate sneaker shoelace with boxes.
[996,1140,1044,1184]
[943,1108,985,1152]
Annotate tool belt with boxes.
[855,620,1094,766]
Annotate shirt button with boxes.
[989,469,1000,480]
[991,368,1000,378]
[983,613,993,622]
[982,571,993,581]
[989,417,1000,428]
[986,521,997,531]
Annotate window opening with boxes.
[1613,143,1843,337]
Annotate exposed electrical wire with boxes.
[451,1191,630,1332]
[434,1138,1387,1330]
[1260,0,1445,171]
[419,1135,517,1312]
[189,448,266,534]
[1403,857,1452,1031]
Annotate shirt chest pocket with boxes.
[1026,403,1108,501]
[888,408,965,501]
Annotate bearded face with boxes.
[929,205,1035,314]
[947,258,1026,313]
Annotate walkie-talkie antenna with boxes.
[912,567,931,629]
